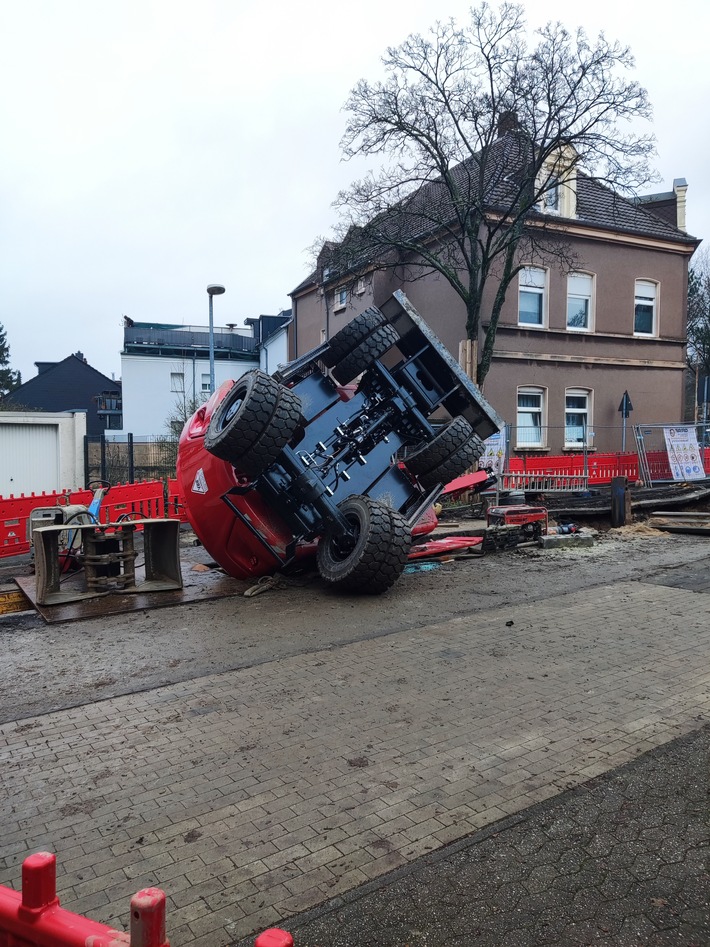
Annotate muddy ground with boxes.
[2,519,709,726]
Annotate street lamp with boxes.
[206,284,226,393]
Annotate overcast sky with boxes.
[1,0,709,384]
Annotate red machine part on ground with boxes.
[0,852,169,947]
[408,536,484,558]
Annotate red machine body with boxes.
[178,384,317,580]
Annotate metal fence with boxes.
[85,434,179,484]
[86,422,710,492]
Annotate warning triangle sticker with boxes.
[191,468,208,494]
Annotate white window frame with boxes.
[334,287,348,312]
[566,273,595,332]
[634,280,658,336]
[565,388,593,448]
[518,267,547,328]
[170,371,184,393]
[516,386,547,448]
[201,373,211,392]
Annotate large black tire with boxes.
[405,416,485,491]
[317,495,412,595]
[322,308,388,368]
[204,370,302,477]
[331,324,399,385]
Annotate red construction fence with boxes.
[0,480,167,559]
[505,448,710,486]
[0,852,169,946]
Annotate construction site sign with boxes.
[663,426,706,481]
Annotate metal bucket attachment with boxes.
[33,519,183,606]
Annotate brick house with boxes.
[290,157,700,456]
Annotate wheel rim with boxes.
[329,514,361,562]
[218,393,245,431]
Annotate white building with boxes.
[118,313,291,436]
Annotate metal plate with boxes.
[15,567,249,624]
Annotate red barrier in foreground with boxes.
[0,852,169,946]
[255,930,294,947]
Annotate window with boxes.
[543,175,560,212]
[201,373,211,392]
[567,273,594,331]
[634,280,657,335]
[517,387,546,447]
[565,389,592,447]
[170,372,184,393]
[518,267,546,326]
[536,147,577,217]
[334,287,347,311]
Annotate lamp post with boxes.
[206,284,226,393]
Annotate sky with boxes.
[1,0,709,384]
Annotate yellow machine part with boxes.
[0,586,32,615]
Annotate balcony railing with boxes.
[124,326,258,357]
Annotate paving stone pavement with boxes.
[258,725,709,946]
[1,579,710,945]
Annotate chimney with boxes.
[496,110,519,138]
[673,178,687,231]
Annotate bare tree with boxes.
[688,248,710,376]
[323,2,656,383]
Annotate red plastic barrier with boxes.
[504,449,710,486]
[506,452,639,483]
[0,851,169,946]
[166,478,188,522]
[0,481,170,559]
[255,930,294,947]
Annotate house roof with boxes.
[574,175,693,242]
[5,354,120,406]
[291,132,697,294]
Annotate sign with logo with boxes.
[191,468,208,494]
[662,426,706,481]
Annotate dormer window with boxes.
[538,147,577,218]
